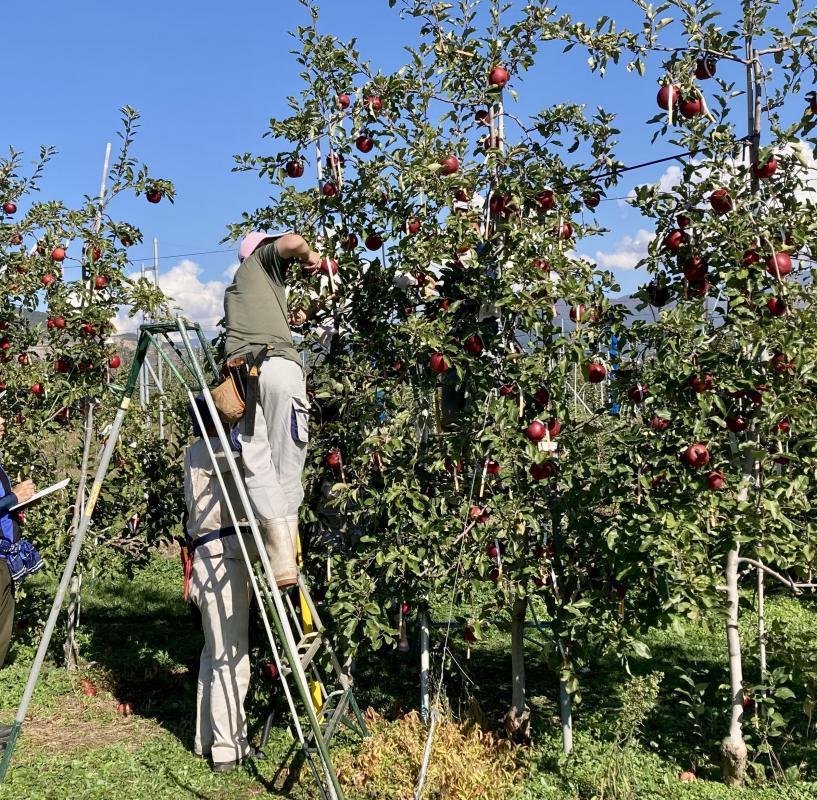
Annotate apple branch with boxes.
[737,557,801,594]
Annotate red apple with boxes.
[0,338,10,351]
[464,334,484,354]
[116,701,134,717]
[743,249,760,266]
[81,678,97,697]
[679,97,703,118]
[429,352,449,373]
[285,160,304,178]
[326,449,342,469]
[444,456,463,475]
[770,352,793,373]
[407,219,421,235]
[650,415,670,431]
[530,461,555,481]
[726,416,747,433]
[364,96,382,113]
[85,244,102,262]
[40,274,56,287]
[94,275,109,289]
[766,296,787,317]
[706,470,725,490]
[337,93,350,110]
[710,189,732,214]
[555,222,573,239]
[533,387,550,406]
[463,626,477,643]
[547,418,561,437]
[683,256,708,282]
[627,384,649,403]
[488,66,510,88]
[535,190,556,210]
[499,383,516,397]
[2,202,17,215]
[583,192,601,209]
[484,460,500,475]
[766,252,792,279]
[108,355,121,369]
[773,417,790,434]
[682,443,710,468]
[51,246,66,262]
[17,353,29,365]
[647,283,671,307]
[440,155,460,176]
[364,233,383,251]
[146,189,162,204]
[677,214,691,229]
[81,323,96,335]
[533,258,550,272]
[570,304,586,323]
[55,357,70,373]
[355,134,374,153]
[52,315,66,329]
[320,258,338,276]
[657,84,680,110]
[525,420,546,442]
[322,182,338,197]
[341,233,358,251]
[695,57,717,80]
[663,229,687,252]
[587,362,607,383]
[30,383,44,396]
[752,158,777,180]
[688,373,714,392]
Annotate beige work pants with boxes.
[190,554,252,765]
[240,357,309,521]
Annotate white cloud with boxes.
[114,259,227,333]
[593,229,656,270]
[223,261,240,280]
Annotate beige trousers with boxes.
[190,554,251,765]
[240,357,309,521]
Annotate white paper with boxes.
[10,478,71,511]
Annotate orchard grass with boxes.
[0,553,814,799]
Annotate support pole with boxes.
[153,239,164,439]
[559,676,573,755]
[419,610,430,723]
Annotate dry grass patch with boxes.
[19,696,161,756]
[335,708,523,800]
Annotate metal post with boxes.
[153,239,164,438]
[419,610,430,723]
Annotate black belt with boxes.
[190,526,237,551]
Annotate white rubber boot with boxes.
[259,518,298,588]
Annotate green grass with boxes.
[0,555,814,799]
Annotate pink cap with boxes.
[238,231,287,262]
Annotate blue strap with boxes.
[190,526,237,552]
[0,539,43,583]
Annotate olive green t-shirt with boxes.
[223,242,301,368]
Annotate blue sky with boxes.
[5,1,802,332]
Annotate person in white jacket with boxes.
[184,398,261,773]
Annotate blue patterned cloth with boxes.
[0,539,43,583]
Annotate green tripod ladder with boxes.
[0,317,367,800]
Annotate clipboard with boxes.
[10,478,71,511]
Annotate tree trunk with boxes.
[720,544,748,785]
[64,402,94,669]
[559,671,573,754]
[504,594,531,744]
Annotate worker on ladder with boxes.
[223,232,321,588]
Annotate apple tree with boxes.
[228,0,673,744]
[597,0,817,784]
[0,107,178,663]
